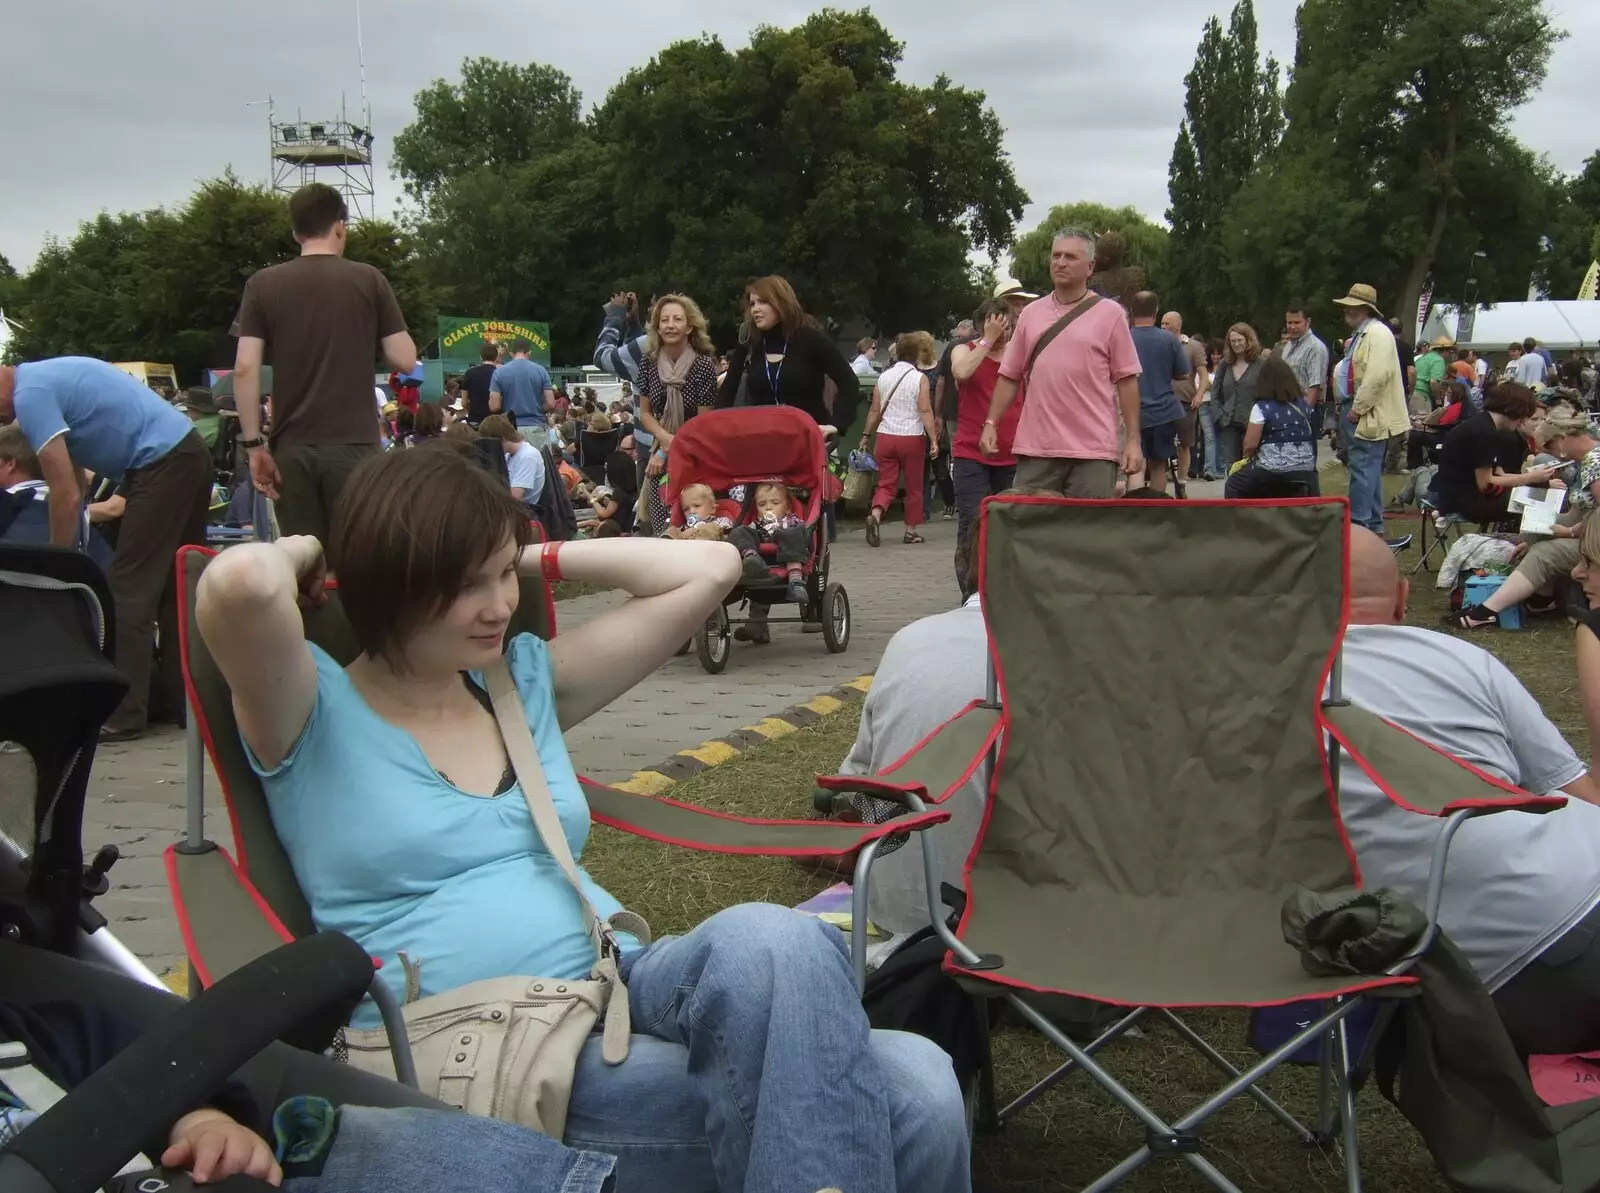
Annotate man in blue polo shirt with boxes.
[1126,291,1189,496]
[0,357,212,741]
[489,339,554,427]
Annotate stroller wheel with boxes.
[696,605,732,674]
[821,583,850,654]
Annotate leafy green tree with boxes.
[1010,202,1169,301]
[1166,0,1282,330]
[1231,0,1563,335]
[392,59,584,210]
[1538,152,1600,299]
[589,8,1025,341]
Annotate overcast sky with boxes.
[2,0,1595,272]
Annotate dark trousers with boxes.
[1494,898,1600,1056]
[1223,462,1320,499]
[274,443,381,549]
[105,433,213,733]
[728,523,809,566]
[953,456,1016,598]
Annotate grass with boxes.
[582,461,1588,1192]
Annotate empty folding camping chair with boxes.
[818,495,1564,1192]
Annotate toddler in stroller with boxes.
[730,482,809,604]
[665,483,733,541]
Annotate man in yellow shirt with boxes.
[1334,284,1410,537]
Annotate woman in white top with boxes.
[862,331,939,546]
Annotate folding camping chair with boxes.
[818,496,1563,1192]
[164,545,952,1009]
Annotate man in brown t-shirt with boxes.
[231,183,416,545]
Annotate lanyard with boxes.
[763,341,787,399]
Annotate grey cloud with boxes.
[1,0,1594,270]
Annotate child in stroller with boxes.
[665,483,733,541]
[730,481,809,604]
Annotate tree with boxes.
[1538,152,1600,299]
[392,59,585,210]
[1010,202,1169,301]
[1238,0,1563,333]
[589,9,1026,341]
[1166,1,1282,331]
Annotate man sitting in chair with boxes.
[842,512,1600,1057]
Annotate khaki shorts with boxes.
[1012,456,1118,498]
[1176,406,1198,449]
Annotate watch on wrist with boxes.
[239,436,265,450]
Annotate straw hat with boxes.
[1332,284,1384,318]
[1535,401,1590,447]
[992,277,1039,301]
[1431,335,1456,350]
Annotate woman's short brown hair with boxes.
[412,402,445,438]
[1483,382,1538,421]
[478,414,520,442]
[331,442,535,665]
[1223,323,1263,363]
[743,275,806,339]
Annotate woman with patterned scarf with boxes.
[635,294,719,535]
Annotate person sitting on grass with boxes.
[478,414,547,509]
[1446,402,1600,630]
[578,485,624,538]
[1222,354,1320,499]
[0,998,623,1191]
[665,483,731,540]
[728,481,809,606]
[194,442,968,1193]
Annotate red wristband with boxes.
[541,541,564,582]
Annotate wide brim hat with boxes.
[992,277,1039,301]
[1333,284,1384,318]
[1431,335,1456,350]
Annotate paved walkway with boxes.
[77,513,980,979]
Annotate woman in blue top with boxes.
[195,443,967,1193]
[1223,354,1321,499]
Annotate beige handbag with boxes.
[340,658,650,1138]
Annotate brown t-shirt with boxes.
[233,255,406,448]
[1174,336,1208,402]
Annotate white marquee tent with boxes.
[1421,300,1600,353]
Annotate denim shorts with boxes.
[1140,420,1180,463]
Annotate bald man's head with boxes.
[1347,527,1408,626]
[1161,311,1183,336]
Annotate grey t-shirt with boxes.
[839,597,991,934]
[1339,624,1598,990]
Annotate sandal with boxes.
[1443,605,1497,631]
[903,531,925,545]
[865,515,881,548]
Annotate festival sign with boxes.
[437,316,551,365]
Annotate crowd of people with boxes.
[11,176,1600,1190]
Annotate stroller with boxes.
[665,406,850,673]
[0,545,439,1193]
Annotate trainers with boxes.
[786,577,808,604]
[942,504,956,520]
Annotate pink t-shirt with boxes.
[999,296,1141,460]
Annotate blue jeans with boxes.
[1347,435,1388,535]
[1197,403,1221,477]
[952,456,1016,596]
[291,1106,615,1193]
[564,904,970,1193]
[1215,424,1245,478]
[1335,399,1354,458]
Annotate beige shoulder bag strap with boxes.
[485,659,640,1064]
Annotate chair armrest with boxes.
[582,781,949,856]
[164,843,295,988]
[818,700,1002,810]
[1321,703,1566,818]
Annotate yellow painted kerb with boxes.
[679,741,742,767]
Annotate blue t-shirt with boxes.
[13,357,193,479]
[490,358,552,420]
[248,634,636,1026]
[506,441,547,505]
[1128,326,1189,428]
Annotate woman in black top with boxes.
[576,411,621,486]
[716,275,862,436]
[1429,382,1555,524]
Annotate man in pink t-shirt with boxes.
[978,229,1143,497]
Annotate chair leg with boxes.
[1338,1015,1363,1193]
[1316,1014,1339,1142]
[975,999,1000,1134]
[1158,1009,1315,1143]
[997,1005,1148,1124]
[1411,514,1432,575]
